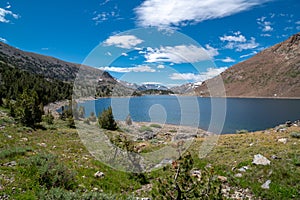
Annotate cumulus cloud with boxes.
[257,16,273,32]
[220,34,246,42]
[135,0,271,29]
[99,65,156,73]
[103,35,143,49]
[221,57,235,63]
[0,7,19,23]
[157,64,165,69]
[220,32,259,52]
[170,67,227,82]
[92,11,118,25]
[143,44,218,64]
[0,37,7,43]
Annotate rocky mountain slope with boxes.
[195,33,300,98]
[0,42,135,97]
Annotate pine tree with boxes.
[78,106,85,118]
[98,106,118,130]
[15,89,43,127]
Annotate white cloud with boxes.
[262,25,273,32]
[261,33,271,37]
[284,27,293,31]
[121,52,128,56]
[142,82,162,85]
[0,37,7,43]
[240,51,257,58]
[257,16,273,32]
[0,7,19,23]
[100,0,111,6]
[221,32,259,52]
[204,44,219,57]
[157,64,165,69]
[92,11,118,25]
[143,44,218,64]
[5,3,11,9]
[170,67,227,82]
[135,0,271,29]
[220,35,246,42]
[296,21,300,25]
[103,35,143,49]
[221,57,235,63]
[99,65,156,73]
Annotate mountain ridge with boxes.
[194,33,300,98]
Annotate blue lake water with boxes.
[78,95,300,134]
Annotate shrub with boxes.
[290,132,300,139]
[14,90,43,127]
[20,154,76,190]
[89,112,97,122]
[43,111,54,125]
[150,124,162,128]
[38,188,135,200]
[236,129,249,134]
[98,107,118,130]
[125,114,132,125]
[83,118,90,125]
[67,116,76,128]
[151,152,222,199]
[139,125,152,133]
[0,146,32,159]
[78,106,85,118]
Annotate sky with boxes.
[1,0,300,86]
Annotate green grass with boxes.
[149,124,162,128]
[138,125,153,132]
[1,106,300,199]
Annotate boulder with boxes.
[217,175,228,182]
[173,133,197,140]
[277,138,287,144]
[94,171,105,178]
[261,180,271,189]
[252,154,270,165]
[138,131,156,141]
[3,161,17,167]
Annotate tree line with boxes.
[0,62,72,126]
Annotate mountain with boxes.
[195,33,300,98]
[0,42,135,97]
[137,83,169,91]
[171,82,202,94]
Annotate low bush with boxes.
[20,154,77,190]
[139,125,152,133]
[0,146,32,159]
[150,124,162,128]
[290,132,300,138]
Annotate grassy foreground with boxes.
[0,107,299,199]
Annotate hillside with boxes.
[0,106,299,199]
[195,33,300,98]
[0,42,135,97]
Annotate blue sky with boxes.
[1,0,299,86]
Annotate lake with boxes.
[78,95,300,134]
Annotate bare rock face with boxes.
[195,33,300,98]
